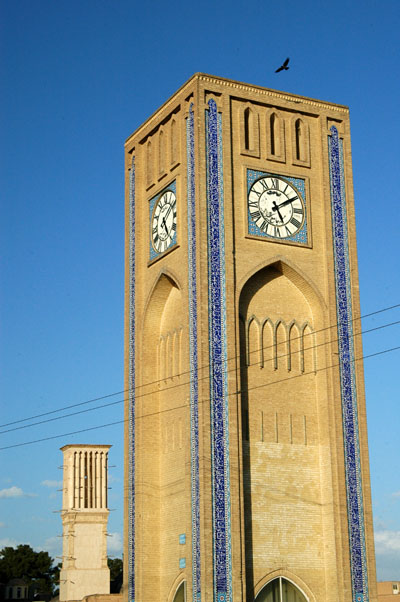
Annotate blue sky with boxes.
[1,0,399,584]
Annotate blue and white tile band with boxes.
[329,126,369,602]
[128,156,136,602]
[187,103,202,602]
[206,98,233,602]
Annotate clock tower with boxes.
[124,74,377,602]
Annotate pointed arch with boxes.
[273,319,288,371]
[140,269,188,597]
[237,256,326,316]
[292,116,310,166]
[146,139,153,187]
[170,116,179,166]
[167,578,186,602]
[267,110,285,162]
[238,259,330,596]
[301,322,316,374]
[158,127,166,175]
[241,103,260,156]
[288,320,302,372]
[255,573,313,602]
[244,106,253,150]
[246,315,261,366]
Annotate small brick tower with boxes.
[60,444,111,601]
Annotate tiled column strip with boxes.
[329,126,369,602]
[206,98,232,602]
[128,157,136,602]
[187,103,201,601]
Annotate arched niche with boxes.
[140,272,188,600]
[241,103,260,157]
[238,261,332,596]
[142,271,183,386]
[291,117,310,167]
[146,139,153,187]
[267,111,285,162]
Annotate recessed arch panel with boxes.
[140,271,189,600]
[239,260,335,598]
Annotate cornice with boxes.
[197,74,349,113]
[125,73,349,149]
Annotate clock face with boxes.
[151,190,177,253]
[248,176,305,239]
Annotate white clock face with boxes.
[248,176,305,239]
[151,190,177,253]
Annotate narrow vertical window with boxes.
[295,118,303,161]
[270,113,276,156]
[171,118,177,164]
[146,140,153,186]
[159,129,165,175]
[244,107,252,150]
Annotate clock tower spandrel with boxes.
[124,74,377,602]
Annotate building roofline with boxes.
[124,72,349,146]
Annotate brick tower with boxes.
[60,444,111,601]
[124,74,377,602]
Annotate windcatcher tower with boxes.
[124,74,377,602]
[60,444,111,601]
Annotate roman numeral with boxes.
[293,207,303,214]
[172,222,176,231]
[290,217,301,229]
[285,226,292,236]
[259,179,269,191]
[250,210,262,221]
[274,226,281,237]
[270,178,279,189]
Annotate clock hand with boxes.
[272,196,298,211]
[162,204,172,230]
[272,200,285,223]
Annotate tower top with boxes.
[125,72,349,146]
[60,443,111,451]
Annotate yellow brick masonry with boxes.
[123,74,377,602]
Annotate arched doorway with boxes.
[255,577,307,602]
[172,581,186,602]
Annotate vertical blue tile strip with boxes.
[187,103,201,602]
[328,126,369,602]
[128,156,135,602]
[206,99,232,602]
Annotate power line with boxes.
[0,316,399,436]
[0,343,399,452]
[0,300,394,427]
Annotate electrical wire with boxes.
[0,302,399,431]
[0,343,399,452]
[0,316,399,436]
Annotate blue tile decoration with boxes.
[128,156,136,602]
[206,98,233,602]
[148,180,177,262]
[187,103,202,602]
[180,558,187,569]
[247,169,308,244]
[179,533,186,545]
[329,126,369,602]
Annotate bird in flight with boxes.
[275,57,290,73]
